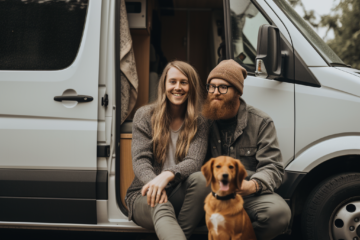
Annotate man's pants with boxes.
[244,193,291,240]
[132,172,210,240]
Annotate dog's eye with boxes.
[229,165,234,169]
[216,165,221,168]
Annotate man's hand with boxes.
[141,171,175,207]
[237,179,257,196]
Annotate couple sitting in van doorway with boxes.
[125,60,291,240]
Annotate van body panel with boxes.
[0,197,97,224]
[286,136,360,172]
[335,67,360,78]
[294,68,360,159]
[276,170,306,199]
[0,220,146,232]
[265,0,327,67]
[0,117,97,169]
[242,77,295,165]
[108,175,128,222]
[311,67,360,98]
[0,169,96,198]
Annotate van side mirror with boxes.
[255,25,282,79]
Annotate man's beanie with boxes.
[207,59,247,95]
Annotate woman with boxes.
[125,61,209,240]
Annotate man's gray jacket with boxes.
[207,98,284,193]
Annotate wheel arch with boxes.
[277,135,360,203]
[289,155,360,217]
[287,136,360,172]
[277,154,360,235]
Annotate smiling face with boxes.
[165,67,189,107]
[201,156,247,196]
[213,157,239,193]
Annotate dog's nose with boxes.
[222,173,229,179]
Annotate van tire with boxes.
[301,173,360,240]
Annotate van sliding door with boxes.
[0,0,101,224]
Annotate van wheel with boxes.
[301,173,360,240]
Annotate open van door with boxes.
[224,0,295,167]
[0,0,101,224]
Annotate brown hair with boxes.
[151,61,201,165]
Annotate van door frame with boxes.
[223,0,275,61]
[223,0,232,59]
[114,0,129,215]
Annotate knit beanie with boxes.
[207,59,247,95]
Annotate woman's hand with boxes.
[141,171,175,207]
[159,190,168,204]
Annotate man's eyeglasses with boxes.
[206,84,232,94]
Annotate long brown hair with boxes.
[151,61,201,165]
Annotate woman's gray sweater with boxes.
[125,105,209,220]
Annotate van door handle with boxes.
[54,95,93,103]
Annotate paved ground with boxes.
[0,215,304,239]
[0,228,302,240]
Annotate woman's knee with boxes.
[187,172,210,193]
[187,172,207,187]
[132,196,156,229]
[183,172,210,202]
[152,201,177,223]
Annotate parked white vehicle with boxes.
[0,0,359,239]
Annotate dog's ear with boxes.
[201,158,215,186]
[235,160,247,191]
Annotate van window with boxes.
[229,0,269,73]
[274,0,344,65]
[0,0,88,71]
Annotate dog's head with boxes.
[201,156,247,194]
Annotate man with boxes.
[202,59,291,240]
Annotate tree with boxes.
[323,0,360,69]
[287,0,360,69]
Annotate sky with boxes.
[292,0,340,41]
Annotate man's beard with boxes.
[202,94,239,120]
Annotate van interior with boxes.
[119,0,224,212]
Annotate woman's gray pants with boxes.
[132,172,209,240]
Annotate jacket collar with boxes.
[234,97,248,141]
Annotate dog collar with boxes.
[212,191,236,200]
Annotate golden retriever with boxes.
[201,156,257,240]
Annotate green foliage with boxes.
[287,0,360,69]
[323,0,360,68]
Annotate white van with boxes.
[0,0,359,239]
